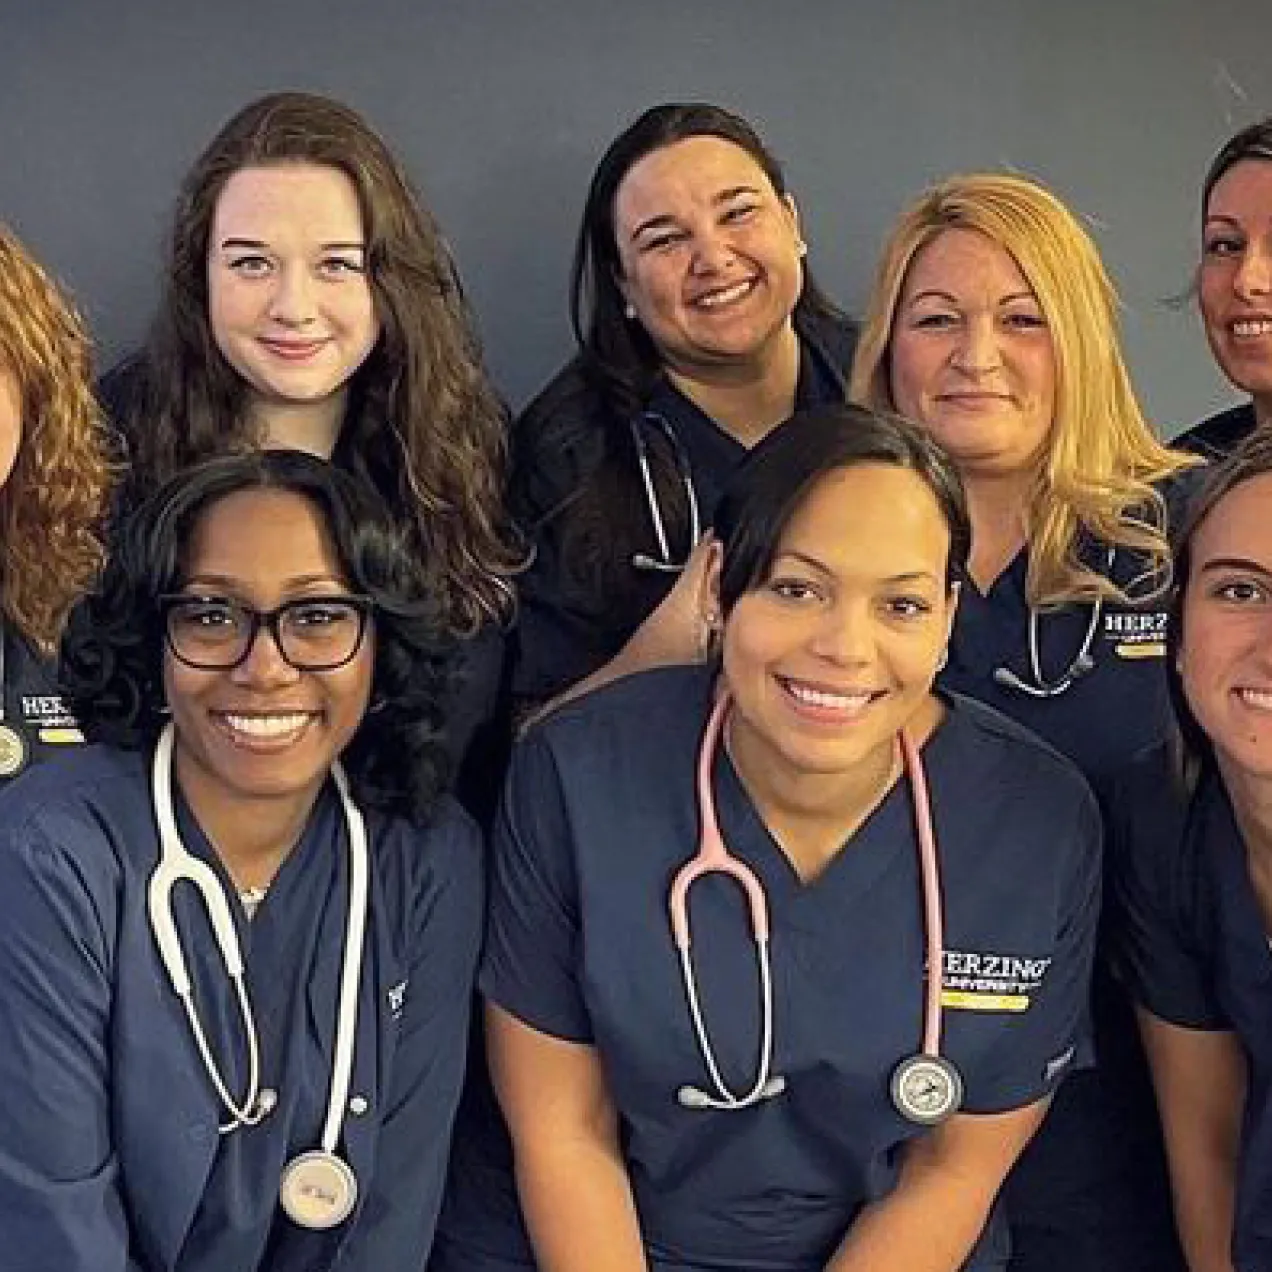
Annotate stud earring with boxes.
[624,302,637,320]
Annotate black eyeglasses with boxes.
[159,594,374,672]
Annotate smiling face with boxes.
[1179,472,1272,785]
[207,162,380,436]
[163,486,375,823]
[888,228,1056,480]
[717,463,955,795]
[611,134,804,377]
[1199,159,1272,415]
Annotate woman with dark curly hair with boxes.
[0,225,112,781]
[101,91,521,800]
[0,450,482,1270]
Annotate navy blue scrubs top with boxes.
[0,744,483,1272]
[1110,747,1272,1272]
[509,315,853,707]
[938,493,1202,1267]
[444,665,1099,1272]
[0,628,86,782]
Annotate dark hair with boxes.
[514,102,851,648]
[714,403,971,612]
[1167,430,1272,788]
[62,450,454,824]
[569,100,840,421]
[118,90,519,635]
[1202,117,1272,212]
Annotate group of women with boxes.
[0,88,1269,1272]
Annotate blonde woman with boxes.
[851,172,1200,1272]
[0,226,111,781]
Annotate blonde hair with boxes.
[0,227,112,652]
[851,172,1199,608]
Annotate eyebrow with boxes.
[904,288,1038,307]
[775,550,939,585]
[216,237,366,253]
[1197,556,1272,578]
[628,185,761,242]
[181,572,348,591]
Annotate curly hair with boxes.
[851,172,1200,609]
[62,450,455,825]
[116,91,519,636]
[0,226,111,653]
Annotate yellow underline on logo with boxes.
[38,727,85,744]
[1114,642,1166,659]
[940,991,1030,1012]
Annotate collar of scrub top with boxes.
[146,723,370,1229]
[992,546,1116,698]
[630,333,848,576]
[668,690,955,1121]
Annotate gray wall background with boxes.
[1,1,1269,435]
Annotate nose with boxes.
[268,265,318,328]
[1234,245,1272,302]
[231,620,301,688]
[809,599,875,665]
[688,226,736,276]
[949,316,1002,375]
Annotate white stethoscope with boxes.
[147,724,368,1231]
[630,412,703,574]
[991,548,1115,699]
[669,692,964,1126]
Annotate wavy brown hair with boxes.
[852,172,1200,609]
[119,91,519,634]
[0,227,111,653]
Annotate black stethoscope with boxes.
[669,691,964,1127]
[991,548,1115,698]
[147,724,368,1230]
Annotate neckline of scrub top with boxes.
[710,696,954,935]
[167,765,342,938]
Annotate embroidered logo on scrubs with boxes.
[1101,610,1168,660]
[387,979,408,1020]
[20,693,84,744]
[939,949,1052,1012]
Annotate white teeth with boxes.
[1237,689,1272,712]
[785,681,873,711]
[1232,319,1272,337]
[222,712,311,737]
[695,279,754,309]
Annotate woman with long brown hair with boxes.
[102,92,520,799]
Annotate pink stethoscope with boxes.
[669,691,964,1126]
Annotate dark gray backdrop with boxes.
[2,0,1269,434]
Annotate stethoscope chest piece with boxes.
[0,722,28,778]
[280,1149,359,1230]
[890,1052,963,1126]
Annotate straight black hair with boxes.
[714,403,971,613]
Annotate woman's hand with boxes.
[523,535,719,730]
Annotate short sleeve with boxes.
[962,786,1103,1114]
[1105,762,1227,1030]
[480,728,592,1041]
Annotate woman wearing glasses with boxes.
[0,450,482,1271]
